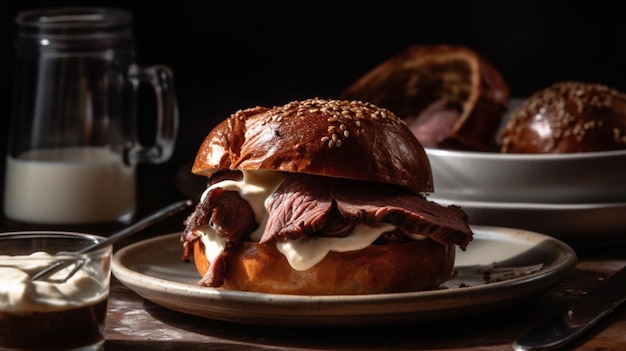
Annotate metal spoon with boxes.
[31,199,193,282]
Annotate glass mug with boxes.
[4,7,178,225]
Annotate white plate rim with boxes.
[428,197,626,210]
[112,225,577,327]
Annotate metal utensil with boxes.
[31,199,193,282]
[512,265,626,351]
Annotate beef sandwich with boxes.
[339,44,511,152]
[181,98,473,295]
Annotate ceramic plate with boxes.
[112,226,576,327]
[430,198,626,248]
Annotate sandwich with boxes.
[181,98,473,295]
[339,44,511,152]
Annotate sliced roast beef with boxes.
[181,187,258,286]
[183,172,473,288]
[261,174,353,244]
[261,174,472,250]
[329,179,473,250]
[207,188,258,245]
[404,98,461,148]
[182,187,257,246]
[181,194,213,261]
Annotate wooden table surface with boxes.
[2,166,625,351]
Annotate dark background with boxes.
[2,0,626,174]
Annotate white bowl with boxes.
[425,148,626,203]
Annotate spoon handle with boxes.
[75,199,193,254]
[31,199,193,281]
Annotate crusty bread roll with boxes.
[182,98,473,295]
[194,236,456,295]
[339,44,510,151]
[192,98,433,193]
[500,81,626,153]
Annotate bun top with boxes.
[192,98,433,193]
[500,81,626,153]
[339,44,510,151]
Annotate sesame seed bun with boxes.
[339,45,510,151]
[184,98,473,295]
[192,98,433,193]
[500,81,626,153]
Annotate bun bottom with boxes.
[193,238,456,295]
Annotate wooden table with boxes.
[104,254,626,351]
[2,165,625,351]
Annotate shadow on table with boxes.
[128,297,543,350]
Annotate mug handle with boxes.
[127,64,179,164]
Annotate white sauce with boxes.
[0,252,109,313]
[198,170,421,271]
[276,222,396,270]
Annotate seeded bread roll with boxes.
[192,98,433,193]
[182,98,474,295]
[500,81,626,153]
[339,44,510,151]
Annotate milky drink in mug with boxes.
[4,7,178,225]
[4,147,135,224]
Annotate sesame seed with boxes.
[247,97,406,151]
[503,81,626,152]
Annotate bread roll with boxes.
[194,237,455,295]
[500,81,626,153]
[192,98,433,193]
